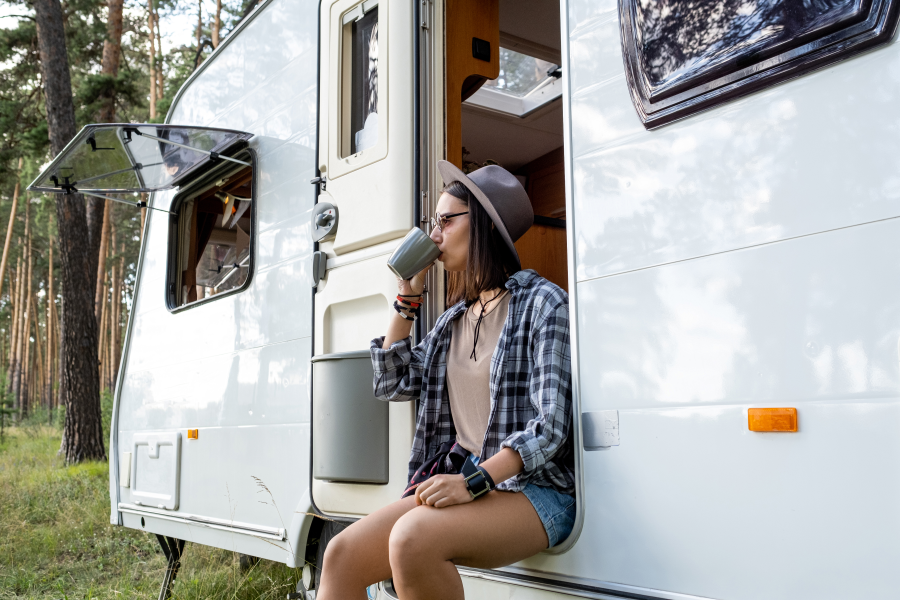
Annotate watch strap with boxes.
[461,456,495,499]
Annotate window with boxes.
[465,47,563,117]
[168,159,253,309]
[342,0,379,157]
[620,0,900,128]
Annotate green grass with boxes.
[0,419,302,599]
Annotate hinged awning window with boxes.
[28,124,253,195]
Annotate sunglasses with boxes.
[430,211,468,232]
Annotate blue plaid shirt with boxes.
[370,270,575,494]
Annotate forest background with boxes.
[0,0,311,596]
[0,0,263,434]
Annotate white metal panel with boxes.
[112,0,319,554]
[529,220,900,597]
[131,432,181,510]
[568,4,900,283]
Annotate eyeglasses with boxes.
[430,211,468,232]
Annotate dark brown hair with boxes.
[443,180,520,306]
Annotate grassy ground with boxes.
[0,418,302,599]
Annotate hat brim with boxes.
[437,160,521,268]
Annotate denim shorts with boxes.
[471,456,576,548]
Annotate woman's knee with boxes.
[388,508,439,571]
[322,529,357,575]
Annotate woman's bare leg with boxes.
[388,490,547,600]
[316,496,418,600]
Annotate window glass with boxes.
[28,124,252,194]
[620,0,899,127]
[345,3,379,156]
[171,163,253,308]
[635,0,868,100]
[482,47,558,98]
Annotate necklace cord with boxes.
[470,290,506,361]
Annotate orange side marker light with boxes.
[748,408,797,432]
[187,429,199,440]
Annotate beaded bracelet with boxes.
[393,300,419,320]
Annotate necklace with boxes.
[470,289,507,361]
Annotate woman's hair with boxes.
[443,180,521,306]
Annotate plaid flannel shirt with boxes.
[370,270,575,494]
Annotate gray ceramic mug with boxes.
[387,228,441,280]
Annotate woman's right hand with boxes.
[398,261,434,296]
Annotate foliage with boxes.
[0,425,302,599]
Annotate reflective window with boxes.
[169,160,253,308]
[343,1,379,156]
[482,48,558,98]
[620,0,900,127]
[28,124,252,194]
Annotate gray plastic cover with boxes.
[312,351,389,484]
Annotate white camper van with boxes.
[29,0,900,598]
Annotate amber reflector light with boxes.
[188,429,199,440]
[748,408,797,432]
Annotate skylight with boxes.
[483,48,558,98]
[465,48,563,118]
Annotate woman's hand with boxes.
[398,262,433,297]
[414,474,472,508]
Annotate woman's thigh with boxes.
[389,490,547,571]
[321,496,418,586]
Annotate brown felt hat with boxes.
[437,160,534,266]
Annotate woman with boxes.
[317,161,575,600]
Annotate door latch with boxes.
[311,202,338,243]
[310,175,327,192]
[311,251,328,288]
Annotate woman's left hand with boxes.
[415,474,472,508]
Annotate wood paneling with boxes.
[446,0,499,167]
[515,223,567,292]
[522,146,565,218]
[515,146,567,290]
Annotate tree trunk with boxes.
[212,0,222,48]
[94,201,111,324]
[7,256,21,390]
[156,11,164,100]
[98,266,109,385]
[196,0,202,49]
[34,0,105,462]
[45,237,54,411]
[0,159,22,301]
[99,0,125,122]
[21,292,31,416]
[31,294,45,412]
[14,227,31,417]
[112,241,124,387]
[147,2,157,119]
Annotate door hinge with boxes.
[420,190,429,224]
[420,0,429,30]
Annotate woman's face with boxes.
[430,192,469,272]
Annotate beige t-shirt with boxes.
[446,292,511,456]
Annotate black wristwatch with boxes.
[461,458,495,499]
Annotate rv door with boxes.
[311,0,419,517]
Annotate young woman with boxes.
[316,161,575,600]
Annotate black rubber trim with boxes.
[534,215,566,229]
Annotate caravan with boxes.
[29,0,900,598]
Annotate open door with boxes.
[310,0,420,517]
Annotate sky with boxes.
[0,0,213,59]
